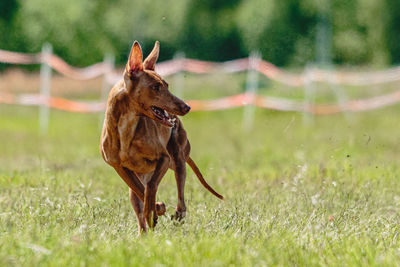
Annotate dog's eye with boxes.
[153,84,160,91]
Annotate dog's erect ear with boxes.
[126,41,143,74]
[143,41,160,71]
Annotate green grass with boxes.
[1,103,400,266]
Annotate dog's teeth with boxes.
[164,110,169,117]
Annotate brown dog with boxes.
[100,41,223,232]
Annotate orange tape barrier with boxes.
[0,93,104,113]
[2,47,400,115]
[0,49,108,80]
[2,48,400,86]
[2,90,400,115]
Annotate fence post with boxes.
[242,51,261,132]
[303,65,316,126]
[99,53,115,129]
[39,43,52,135]
[173,52,185,99]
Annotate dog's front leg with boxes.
[144,155,169,228]
[114,166,145,201]
[129,188,147,234]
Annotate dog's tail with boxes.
[186,157,224,200]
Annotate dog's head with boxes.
[123,41,190,127]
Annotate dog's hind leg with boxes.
[167,120,190,221]
[172,157,187,221]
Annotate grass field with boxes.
[1,71,400,266]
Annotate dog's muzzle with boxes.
[180,103,191,115]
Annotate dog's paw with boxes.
[156,202,166,216]
[171,209,186,221]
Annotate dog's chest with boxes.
[118,115,171,173]
[133,116,170,146]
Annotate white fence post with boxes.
[39,43,52,135]
[242,51,261,132]
[99,53,115,128]
[173,52,185,99]
[303,65,315,126]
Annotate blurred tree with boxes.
[130,0,188,60]
[330,0,388,65]
[357,0,388,66]
[0,0,21,50]
[13,0,112,66]
[180,0,245,61]
[0,0,22,70]
[11,0,187,65]
[0,0,18,21]
[237,0,315,66]
[0,0,399,68]
[385,0,400,64]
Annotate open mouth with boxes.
[151,106,176,127]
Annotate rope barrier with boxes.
[1,47,400,117]
[1,90,400,115]
[2,48,400,86]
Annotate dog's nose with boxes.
[181,103,191,114]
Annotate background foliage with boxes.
[1,0,400,67]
